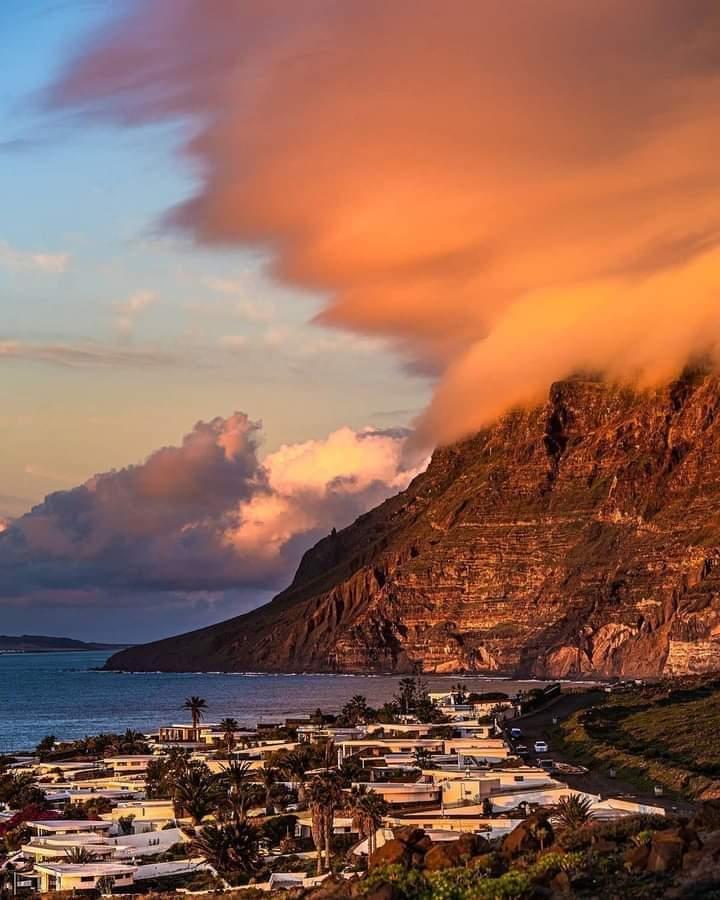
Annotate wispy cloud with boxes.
[206,277,275,323]
[0,239,69,273]
[113,289,157,335]
[0,339,177,369]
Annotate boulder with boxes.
[623,844,650,873]
[549,870,572,895]
[363,883,400,900]
[501,813,554,859]
[469,852,498,875]
[369,839,409,868]
[676,825,702,851]
[647,832,685,873]
[474,833,491,855]
[681,849,706,873]
[414,835,433,853]
[455,832,479,859]
[590,837,617,855]
[393,826,425,846]
[693,799,720,830]
[423,842,463,871]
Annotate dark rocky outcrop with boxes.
[106,370,720,678]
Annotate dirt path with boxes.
[504,690,695,816]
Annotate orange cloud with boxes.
[51,0,720,445]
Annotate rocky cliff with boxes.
[106,371,720,678]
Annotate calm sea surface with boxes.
[0,651,552,752]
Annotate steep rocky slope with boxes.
[106,371,720,678]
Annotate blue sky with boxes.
[1,1,427,518]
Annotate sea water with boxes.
[0,650,551,752]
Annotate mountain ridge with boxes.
[0,634,130,652]
[106,371,720,678]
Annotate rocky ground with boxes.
[308,803,720,899]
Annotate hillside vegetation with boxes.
[556,678,720,799]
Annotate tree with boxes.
[0,771,46,809]
[64,847,95,864]
[346,785,388,856]
[275,747,313,802]
[306,772,344,874]
[554,794,594,832]
[413,747,432,769]
[145,747,190,800]
[451,683,469,705]
[219,718,240,755]
[172,763,218,825]
[117,814,135,836]
[394,678,419,716]
[219,760,263,823]
[258,766,278,814]
[393,675,435,721]
[340,695,373,726]
[528,813,554,851]
[36,735,56,755]
[111,729,149,754]
[193,820,261,881]
[183,696,208,741]
[96,874,116,895]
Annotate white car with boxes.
[533,740,549,753]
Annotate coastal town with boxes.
[4,677,707,898]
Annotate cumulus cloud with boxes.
[0,414,420,610]
[230,426,423,563]
[48,0,720,446]
[0,239,69,273]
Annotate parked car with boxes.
[533,740,549,753]
[516,744,529,754]
[510,727,523,740]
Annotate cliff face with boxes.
[106,372,720,678]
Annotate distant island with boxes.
[0,634,131,653]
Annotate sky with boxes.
[0,2,429,640]
[2,0,719,642]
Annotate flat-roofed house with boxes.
[34,862,136,893]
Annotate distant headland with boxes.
[0,634,131,653]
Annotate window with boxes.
[81,876,95,883]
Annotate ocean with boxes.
[0,650,551,752]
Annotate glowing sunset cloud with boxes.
[49,0,720,446]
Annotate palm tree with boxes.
[219,718,240,755]
[183,696,208,741]
[277,748,311,802]
[451,683,469,705]
[96,874,116,895]
[64,847,95,864]
[306,772,344,875]
[258,766,278,814]
[172,763,218,825]
[219,759,261,823]
[341,695,371,725]
[413,747,432,769]
[193,820,261,880]
[528,813,554,851]
[346,785,388,856]
[554,793,594,831]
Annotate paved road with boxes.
[504,690,695,816]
